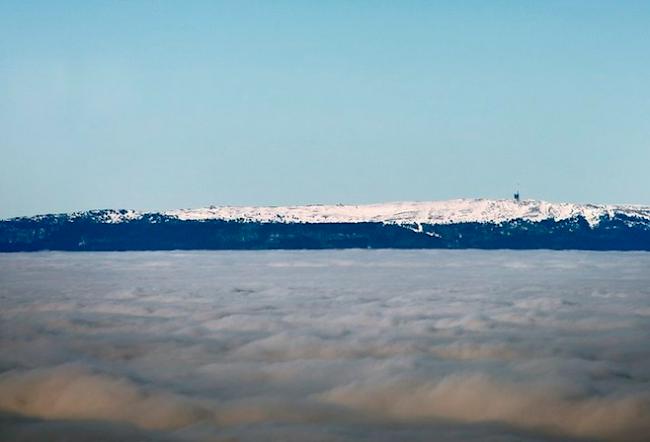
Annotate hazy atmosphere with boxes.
[1,250,649,441]
[2,1,650,218]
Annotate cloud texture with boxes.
[0,250,649,441]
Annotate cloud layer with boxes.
[1,250,649,441]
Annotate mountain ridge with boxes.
[7,198,650,227]
[2,199,650,252]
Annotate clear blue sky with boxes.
[1,1,649,217]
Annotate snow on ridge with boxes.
[163,199,650,227]
[70,209,143,224]
[9,199,650,226]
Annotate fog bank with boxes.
[1,250,649,441]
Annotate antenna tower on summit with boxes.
[513,186,520,202]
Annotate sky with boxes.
[1,1,650,218]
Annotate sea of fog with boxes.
[1,250,649,442]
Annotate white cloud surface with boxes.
[1,250,649,441]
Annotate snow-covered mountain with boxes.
[162,199,650,227]
[3,199,650,251]
[36,198,650,227]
